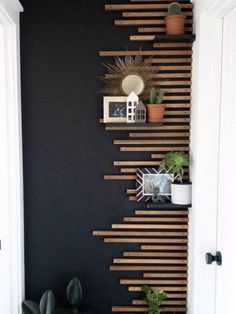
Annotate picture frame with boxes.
[136,168,174,202]
[103,96,127,123]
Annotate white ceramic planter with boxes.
[171,182,192,205]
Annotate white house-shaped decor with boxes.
[135,101,146,123]
[126,92,139,123]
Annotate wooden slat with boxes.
[123,12,193,18]
[113,258,187,264]
[110,265,188,271]
[114,139,190,145]
[123,252,188,257]
[159,81,192,86]
[115,19,192,26]
[129,132,190,138]
[120,147,190,152]
[139,27,192,33]
[143,273,188,278]
[135,210,188,215]
[106,125,190,131]
[120,279,187,285]
[114,161,161,166]
[105,4,193,11]
[130,35,155,41]
[100,50,192,56]
[132,299,187,305]
[105,238,188,243]
[94,230,188,236]
[143,273,187,278]
[154,42,193,48]
[141,245,188,250]
[124,217,188,222]
[129,286,188,291]
[147,57,192,64]
[112,306,187,312]
[104,175,136,180]
[111,224,188,229]
[105,74,192,80]
[121,168,137,173]
[158,67,192,72]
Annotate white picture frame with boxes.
[103,96,127,123]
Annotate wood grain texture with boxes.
[113,258,188,264]
[112,306,187,312]
[132,299,187,305]
[106,125,190,131]
[100,50,192,56]
[120,279,187,284]
[111,224,188,229]
[114,139,190,145]
[104,238,188,243]
[115,19,192,26]
[123,12,193,18]
[123,251,188,257]
[129,132,190,138]
[143,273,188,278]
[141,245,188,250]
[105,4,193,11]
[110,265,188,271]
[129,286,188,291]
[120,146,190,152]
[135,210,188,215]
[124,217,188,222]
[94,230,188,236]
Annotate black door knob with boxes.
[205,251,222,265]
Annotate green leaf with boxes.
[67,278,82,306]
[39,290,55,314]
[22,301,41,314]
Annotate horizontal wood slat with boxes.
[106,125,190,131]
[143,273,188,278]
[111,224,188,229]
[123,252,188,257]
[94,230,188,236]
[112,306,187,312]
[129,286,188,291]
[104,238,188,243]
[148,58,192,63]
[105,4,193,11]
[104,175,136,180]
[100,50,192,56]
[115,19,192,26]
[110,265,187,271]
[129,132,190,138]
[124,217,188,222]
[123,12,193,18]
[132,299,187,305]
[120,279,187,285]
[120,147,190,152]
[113,258,187,264]
[135,210,188,215]
[114,139,190,145]
[114,161,161,166]
[141,245,188,250]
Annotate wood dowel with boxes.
[94,230,188,236]
[105,4,193,11]
[104,238,188,243]
[110,265,188,271]
[113,258,188,264]
[111,224,188,229]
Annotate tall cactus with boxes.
[150,87,157,104]
[168,2,182,15]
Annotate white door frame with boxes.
[0,1,24,314]
[189,0,236,313]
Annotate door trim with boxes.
[0,1,24,314]
[189,0,236,313]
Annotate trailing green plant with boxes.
[150,87,165,104]
[22,278,95,314]
[142,285,167,314]
[168,2,182,15]
[159,151,190,183]
[22,290,55,314]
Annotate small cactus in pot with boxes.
[146,87,165,123]
[165,2,186,35]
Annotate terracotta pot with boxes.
[146,104,165,123]
[165,15,186,35]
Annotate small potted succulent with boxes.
[165,2,186,35]
[146,87,165,123]
[141,285,167,314]
[160,151,191,205]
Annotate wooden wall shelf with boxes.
[155,34,196,42]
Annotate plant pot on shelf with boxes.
[171,182,192,205]
[146,104,165,123]
[165,15,186,35]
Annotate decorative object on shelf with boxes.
[146,87,165,123]
[22,277,95,314]
[141,285,167,314]
[100,55,157,96]
[136,168,174,202]
[165,2,186,35]
[103,96,127,123]
[160,151,192,205]
[126,91,139,123]
[135,100,146,123]
[151,187,166,204]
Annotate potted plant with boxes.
[141,285,167,314]
[146,87,165,123]
[165,2,186,35]
[160,151,192,205]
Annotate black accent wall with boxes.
[20,1,146,313]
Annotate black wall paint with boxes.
[20,1,149,313]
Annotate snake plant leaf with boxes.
[22,300,41,314]
[39,290,55,314]
[67,278,82,306]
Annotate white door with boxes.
[215,6,236,314]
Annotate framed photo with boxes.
[136,168,174,202]
[103,96,127,123]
